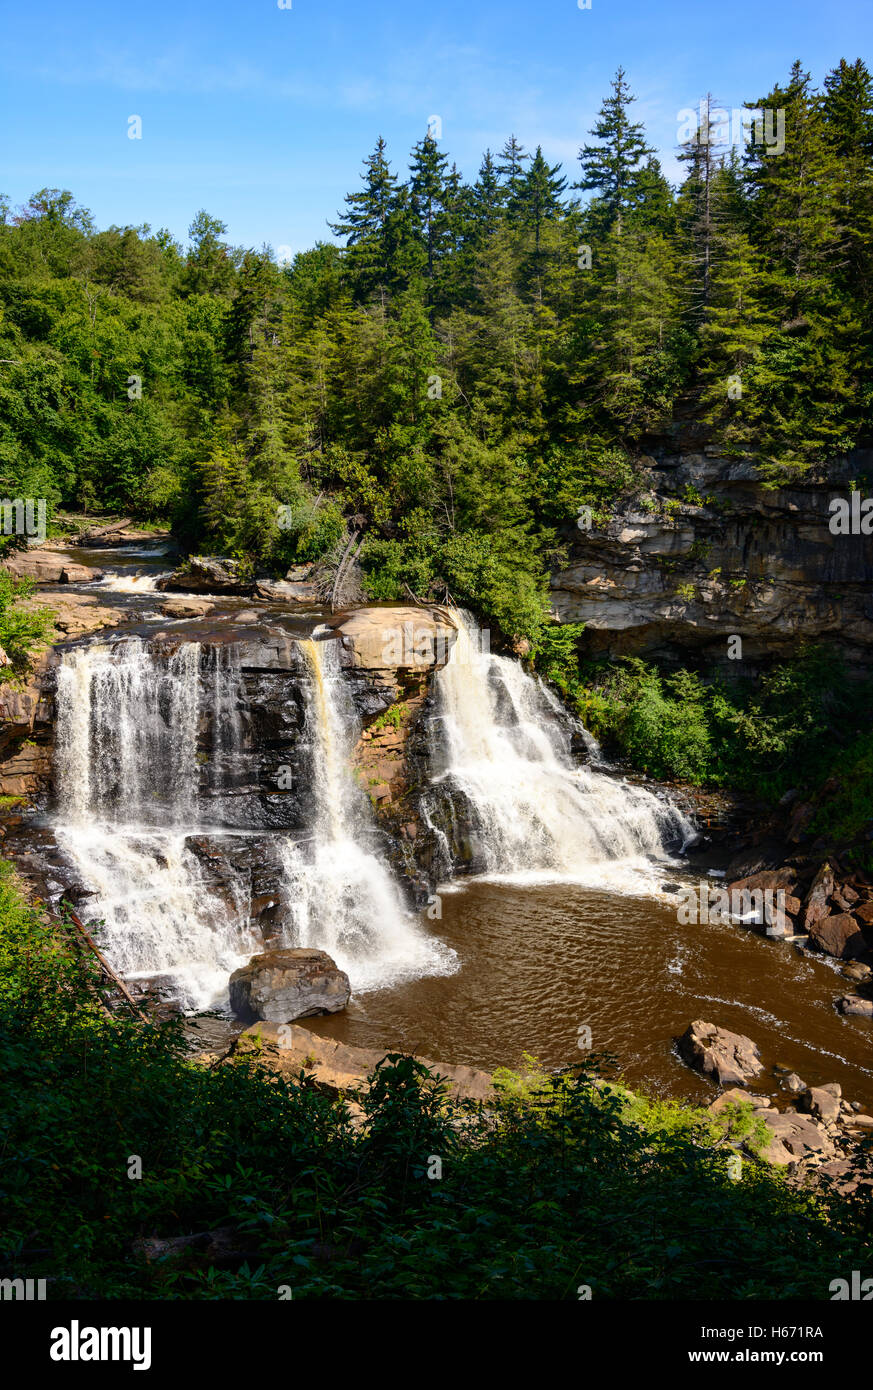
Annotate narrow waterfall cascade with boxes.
[278,638,456,990]
[426,613,694,889]
[53,638,259,1010]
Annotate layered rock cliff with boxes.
[551,448,873,668]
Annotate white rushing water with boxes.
[49,613,690,1012]
[95,571,173,593]
[428,612,694,892]
[51,634,454,1008]
[53,639,258,1009]
[278,638,456,990]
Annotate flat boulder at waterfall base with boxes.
[229,948,351,1024]
[2,549,102,584]
[233,1021,495,1103]
[677,1019,764,1087]
[159,595,215,619]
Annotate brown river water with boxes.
[305,877,873,1111]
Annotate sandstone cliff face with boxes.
[551,449,873,666]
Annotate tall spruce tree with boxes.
[575,68,654,235]
[330,137,401,306]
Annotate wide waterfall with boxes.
[51,633,454,1009]
[426,613,694,888]
[53,639,258,1009]
[278,638,455,989]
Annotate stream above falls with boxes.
[16,539,873,1112]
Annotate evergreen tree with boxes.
[408,131,454,287]
[575,68,654,235]
[330,137,401,306]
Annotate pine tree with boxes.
[408,131,454,287]
[676,96,724,321]
[822,59,873,309]
[743,61,837,324]
[471,150,503,240]
[330,137,401,306]
[575,68,654,235]
[496,136,530,203]
[513,147,567,257]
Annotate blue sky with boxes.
[2,0,871,256]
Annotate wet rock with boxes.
[784,1072,806,1094]
[229,948,351,1024]
[836,994,873,1017]
[808,911,867,959]
[160,596,214,618]
[841,960,872,982]
[677,1020,764,1087]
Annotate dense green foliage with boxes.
[1,863,871,1300]
[2,60,871,646]
[561,643,872,801]
[0,568,54,679]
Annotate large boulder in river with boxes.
[798,1084,842,1124]
[807,912,868,959]
[677,1019,764,1087]
[229,948,350,1023]
[802,862,835,931]
[836,994,873,1017]
[160,596,214,618]
[158,555,253,596]
[255,579,319,603]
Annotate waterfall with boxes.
[51,634,454,1010]
[56,640,201,826]
[53,639,258,1010]
[426,613,693,889]
[277,638,455,990]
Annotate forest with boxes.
[2,60,871,642]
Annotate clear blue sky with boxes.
[2,0,871,256]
